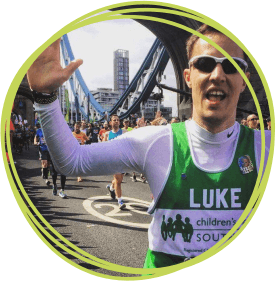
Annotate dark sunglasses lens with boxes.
[221,60,236,74]
[235,60,246,72]
[222,59,246,74]
[194,57,216,73]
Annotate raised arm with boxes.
[27,39,148,177]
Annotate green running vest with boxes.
[144,122,257,268]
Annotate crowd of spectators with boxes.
[67,112,182,145]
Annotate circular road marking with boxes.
[83,196,151,229]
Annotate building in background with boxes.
[136,93,172,121]
[114,49,129,94]
[143,105,172,121]
[91,88,120,112]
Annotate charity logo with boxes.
[238,155,254,174]
[161,214,194,242]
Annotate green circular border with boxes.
[1,1,274,279]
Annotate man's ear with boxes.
[241,71,250,93]
[184,68,192,88]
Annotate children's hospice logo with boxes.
[161,214,194,242]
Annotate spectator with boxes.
[171,117,180,124]
[247,114,259,129]
[267,117,271,130]
[240,118,247,126]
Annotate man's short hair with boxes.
[247,114,258,122]
[110,114,119,120]
[186,24,248,63]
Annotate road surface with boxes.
[12,144,154,277]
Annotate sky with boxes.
[67,18,178,116]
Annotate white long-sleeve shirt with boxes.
[35,100,271,212]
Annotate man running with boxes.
[23,124,31,150]
[14,124,24,154]
[27,24,271,268]
[122,119,133,131]
[104,114,127,209]
[80,121,87,135]
[91,122,100,143]
[99,121,109,142]
[35,123,67,196]
[86,123,93,144]
[34,122,51,186]
[72,122,89,182]
[51,162,67,198]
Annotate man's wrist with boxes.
[32,90,58,104]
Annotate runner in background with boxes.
[104,115,127,209]
[34,122,51,186]
[99,121,109,142]
[14,124,24,154]
[51,162,67,198]
[123,119,133,132]
[72,122,89,182]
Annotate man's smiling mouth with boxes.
[206,91,226,103]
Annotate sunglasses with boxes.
[249,118,258,121]
[189,55,248,74]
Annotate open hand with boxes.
[27,38,83,93]
[155,110,162,119]
[137,117,146,128]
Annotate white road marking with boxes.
[83,196,151,229]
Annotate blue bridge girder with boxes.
[61,35,106,119]
[60,33,170,121]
